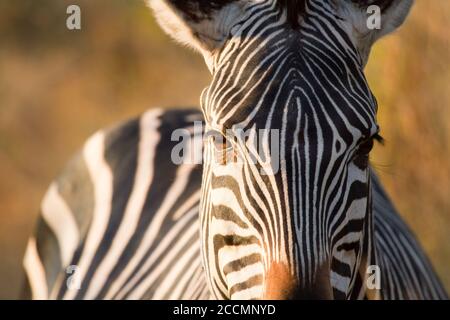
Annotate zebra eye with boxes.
[353,134,383,168]
[209,131,236,165]
[358,138,375,156]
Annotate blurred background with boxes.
[0,0,448,299]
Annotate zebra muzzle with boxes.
[263,261,333,300]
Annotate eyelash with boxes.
[353,133,384,168]
[358,133,384,155]
[373,133,385,145]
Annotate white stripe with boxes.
[151,241,200,299]
[226,263,264,288]
[169,260,202,299]
[230,285,264,300]
[41,183,79,267]
[172,190,201,220]
[23,238,48,300]
[84,109,162,299]
[108,142,199,298]
[330,271,350,295]
[218,244,262,273]
[180,261,206,299]
[125,221,199,299]
[112,205,198,299]
[63,131,113,299]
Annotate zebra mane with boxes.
[277,0,307,29]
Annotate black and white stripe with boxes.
[199,0,382,299]
[23,108,209,300]
[23,0,447,300]
[22,109,446,300]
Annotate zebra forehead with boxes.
[166,0,307,26]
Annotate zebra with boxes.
[149,0,447,299]
[22,109,210,300]
[22,110,446,300]
[22,0,447,299]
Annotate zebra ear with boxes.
[147,0,247,54]
[338,0,414,62]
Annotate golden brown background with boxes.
[0,0,448,299]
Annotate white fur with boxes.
[147,0,247,62]
[23,238,48,299]
[83,109,163,299]
[63,131,114,300]
[41,183,79,268]
[337,0,414,65]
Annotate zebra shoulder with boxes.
[22,107,204,299]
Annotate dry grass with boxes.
[0,0,448,298]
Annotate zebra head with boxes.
[149,0,413,299]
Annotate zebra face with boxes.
[150,0,413,299]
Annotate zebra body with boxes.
[23,108,447,300]
[23,109,208,300]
